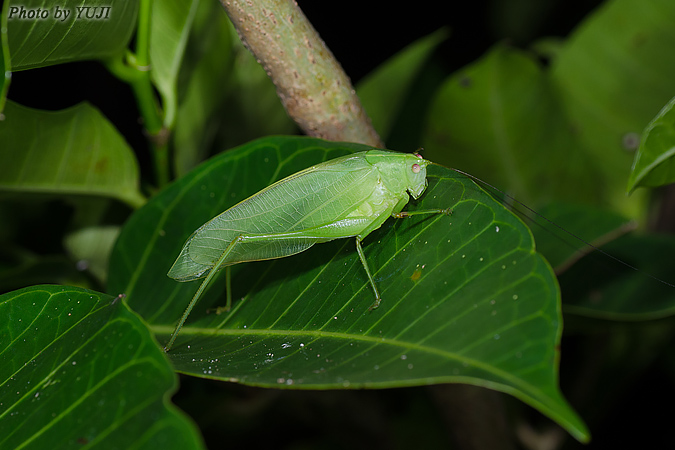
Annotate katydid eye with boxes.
[412,163,421,173]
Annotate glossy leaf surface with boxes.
[6,0,138,70]
[0,285,203,449]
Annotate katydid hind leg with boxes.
[355,236,382,310]
[166,228,325,351]
[392,208,452,219]
[165,236,242,352]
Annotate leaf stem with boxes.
[219,0,383,147]
[105,0,170,188]
[0,0,12,116]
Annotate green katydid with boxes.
[164,150,450,351]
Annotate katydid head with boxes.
[406,153,430,199]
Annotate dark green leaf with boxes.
[108,136,588,442]
[529,203,634,272]
[424,44,600,207]
[0,255,85,293]
[551,0,675,194]
[0,101,145,209]
[627,95,675,191]
[150,0,199,127]
[561,234,675,320]
[0,200,88,292]
[489,0,559,44]
[61,198,119,286]
[6,0,138,70]
[0,285,204,449]
[64,225,119,284]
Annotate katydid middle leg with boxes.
[355,236,382,310]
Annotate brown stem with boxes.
[219,0,383,147]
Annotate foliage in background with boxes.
[2,0,675,448]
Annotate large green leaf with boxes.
[426,0,675,217]
[627,95,675,191]
[149,0,199,127]
[108,136,588,442]
[423,44,600,207]
[0,285,204,449]
[551,0,675,194]
[6,0,138,70]
[0,101,145,209]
